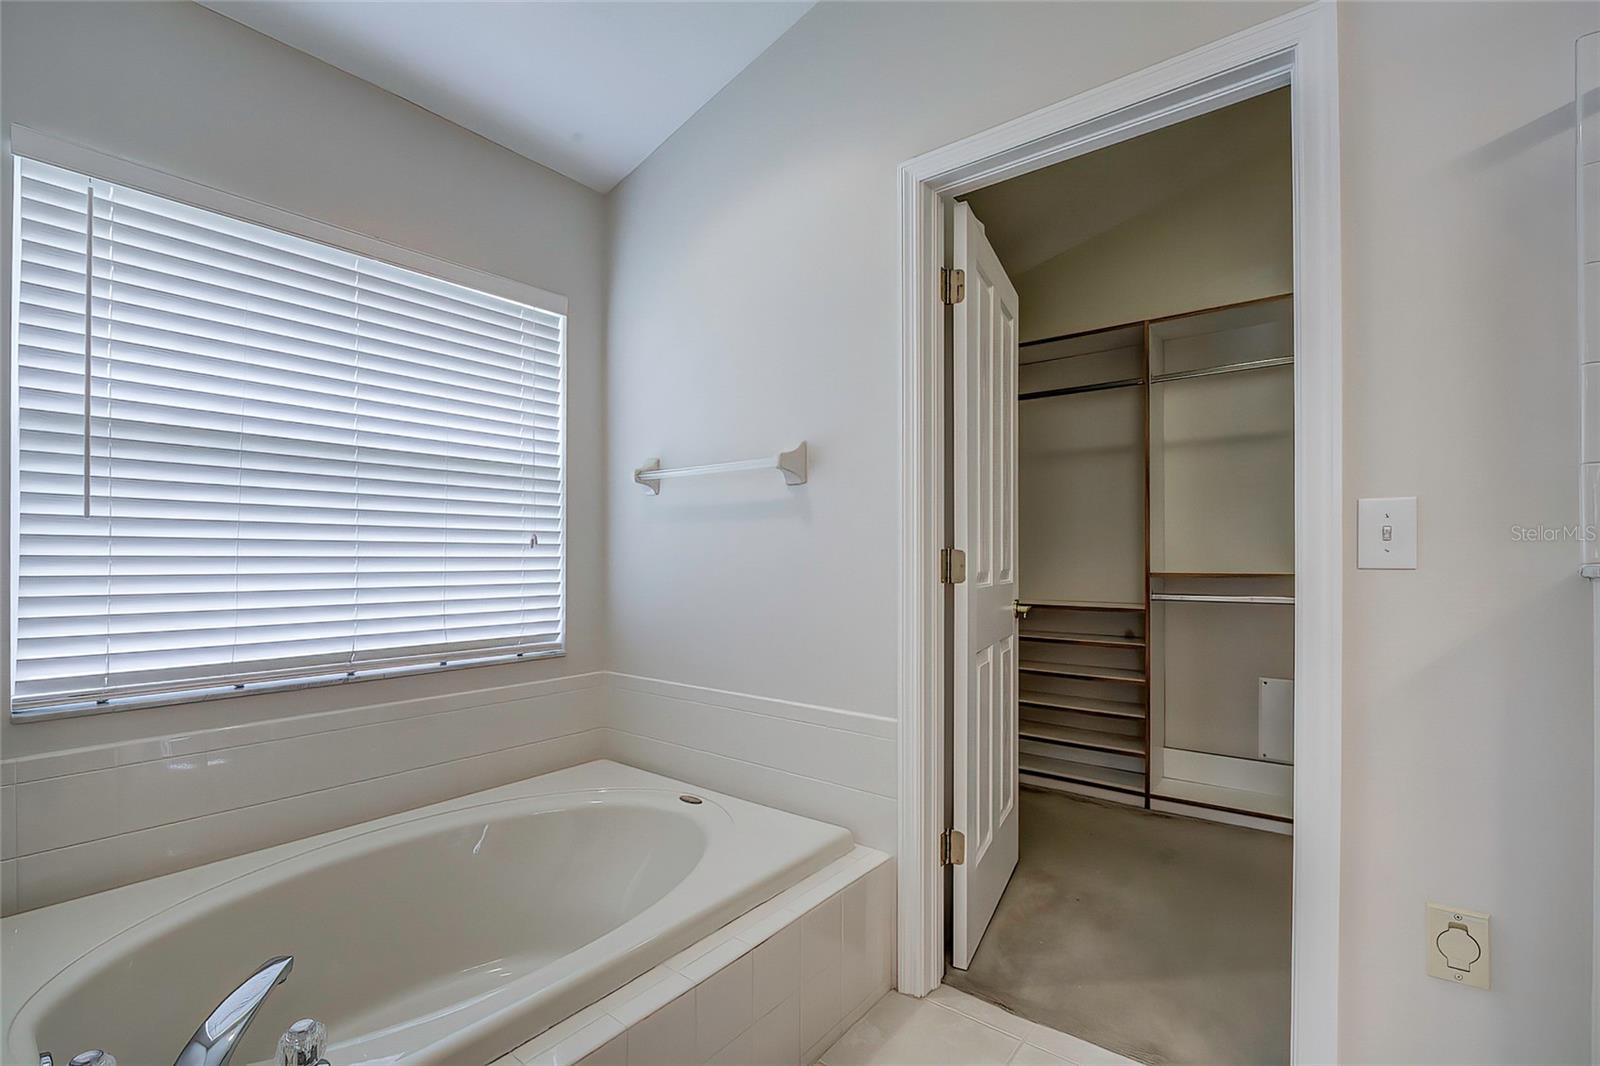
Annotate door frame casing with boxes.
[894,4,1343,1062]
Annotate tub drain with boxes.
[679,794,703,805]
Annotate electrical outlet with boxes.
[1426,903,1490,990]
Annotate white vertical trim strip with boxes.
[81,183,93,519]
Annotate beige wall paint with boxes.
[0,1,609,759]
[1339,3,1595,1061]
[1015,147,1292,342]
[607,2,1598,1060]
[607,0,1297,719]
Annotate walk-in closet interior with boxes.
[945,88,1296,1066]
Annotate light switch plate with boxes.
[1426,903,1490,989]
[1358,496,1417,569]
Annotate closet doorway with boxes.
[945,91,1296,1066]
[897,10,1344,1063]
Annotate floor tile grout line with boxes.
[820,992,1078,1066]
[923,994,1092,1066]
[922,995,1026,1050]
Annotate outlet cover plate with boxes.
[1427,903,1490,989]
[1359,496,1418,569]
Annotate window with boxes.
[10,155,565,717]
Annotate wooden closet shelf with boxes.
[1020,660,1147,684]
[1019,716,1146,757]
[1019,689,1146,720]
[1019,599,1146,613]
[1150,571,1294,579]
[1020,753,1145,796]
[1019,318,1147,349]
[1019,629,1145,649]
[1148,355,1292,385]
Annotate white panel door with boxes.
[950,202,1020,970]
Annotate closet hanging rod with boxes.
[1150,592,1294,605]
[1149,356,1293,384]
[1019,377,1145,401]
[1021,342,1140,368]
[634,442,807,495]
[1018,318,1146,349]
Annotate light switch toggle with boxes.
[1426,903,1490,989]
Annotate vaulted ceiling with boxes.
[203,1,814,192]
[962,89,1290,275]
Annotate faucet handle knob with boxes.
[69,1054,116,1066]
[277,1018,328,1066]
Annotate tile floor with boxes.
[817,987,1139,1066]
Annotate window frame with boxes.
[5,126,569,721]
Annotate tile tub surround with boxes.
[601,673,896,855]
[0,673,611,914]
[487,846,895,1066]
[0,672,895,915]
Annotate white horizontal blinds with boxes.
[12,156,565,711]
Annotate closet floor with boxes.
[944,788,1291,1066]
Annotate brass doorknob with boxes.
[1012,601,1031,620]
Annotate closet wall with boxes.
[1015,132,1291,343]
[1006,90,1294,824]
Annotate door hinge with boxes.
[939,547,966,584]
[940,267,966,305]
[940,828,966,866]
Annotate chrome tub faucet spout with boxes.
[172,956,295,1066]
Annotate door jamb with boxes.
[894,5,1343,1062]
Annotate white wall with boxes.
[606,2,1599,1061]
[0,0,609,761]
[1339,3,1596,1062]
[606,0,1298,722]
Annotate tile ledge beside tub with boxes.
[494,845,895,1066]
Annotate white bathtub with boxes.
[0,760,854,1066]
